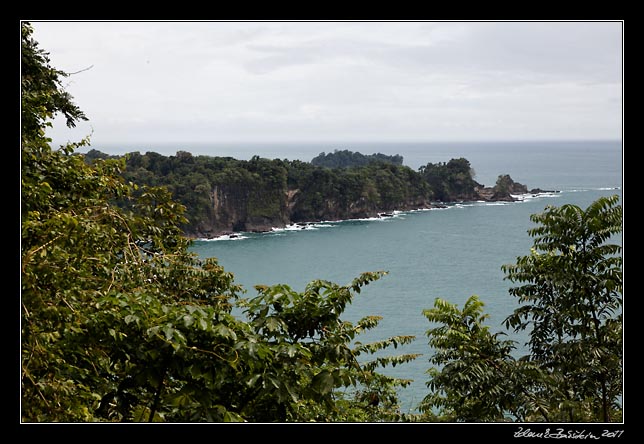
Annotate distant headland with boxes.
[83,149,557,239]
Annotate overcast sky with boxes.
[30,21,623,148]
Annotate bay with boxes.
[188,140,623,414]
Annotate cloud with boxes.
[30,20,622,145]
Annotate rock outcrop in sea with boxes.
[474,174,555,202]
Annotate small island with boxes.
[84,149,557,239]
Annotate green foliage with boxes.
[113,149,432,235]
[419,296,526,422]
[117,153,292,233]
[491,174,528,198]
[236,271,421,422]
[421,196,623,422]
[21,22,87,150]
[90,148,515,238]
[502,195,623,422]
[419,158,481,201]
[21,22,419,422]
[311,149,404,168]
[494,174,514,195]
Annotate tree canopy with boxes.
[20,21,419,423]
[310,149,404,168]
[502,195,623,422]
[86,148,521,238]
[421,195,623,422]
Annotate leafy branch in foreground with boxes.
[238,271,421,422]
[419,296,527,422]
[503,194,623,422]
[420,195,623,423]
[22,21,418,422]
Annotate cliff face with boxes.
[187,174,549,238]
[289,189,432,223]
[192,183,290,237]
[189,185,433,238]
[113,150,552,239]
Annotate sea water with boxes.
[187,140,623,414]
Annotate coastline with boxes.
[191,190,561,241]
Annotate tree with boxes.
[237,272,421,422]
[21,21,417,422]
[310,149,403,168]
[21,21,246,421]
[502,195,623,422]
[21,22,87,150]
[418,158,481,202]
[419,296,526,422]
[420,195,623,423]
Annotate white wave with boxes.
[202,233,250,241]
[198,189,593,242]
[377,210,405,219]
[275,224,305,231]
[408,207,439,213]
[353,216,387,222]
[563,186,621,193]
[272,223,317,233]
[512,192,561,201]
[309,222,336,229]
[338,213,400,222]
[269,222,339,233]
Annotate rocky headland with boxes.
[193,174,557,239]
[85,149,557,240]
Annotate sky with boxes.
[29,21,623,150]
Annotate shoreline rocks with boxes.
[185,173,557,240]
[188,189,558,240]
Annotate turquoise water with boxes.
[188,140,623,414]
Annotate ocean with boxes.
[184,140,623,414]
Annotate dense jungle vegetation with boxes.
[83,146,517,238]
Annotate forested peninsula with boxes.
[84,148,553,239]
